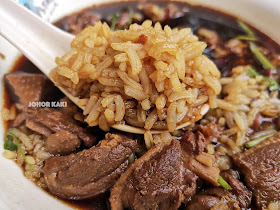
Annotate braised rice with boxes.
[51,21,221,132]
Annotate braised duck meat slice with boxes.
[182,131,206,156]
[43,133,137,200]
[110,139,197,210]
[55,11,100,35]
[233,132,280,208]
[45,130,81,155]
[186,195,221,210]
[5,72,46,106]
[182,122,221,155]
[25,107,96,147]
[142,3,183,22]
[190,157,220,186]
[220,171,252,209]
[181,123,221,186]
[186,171,252,210]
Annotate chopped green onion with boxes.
[14,135,34,170]
[127,8,134,26]
[235,35,257,41]
[247,67,279,91]
[237,20,256,39]
[111,13,120,31]
[4,128,18,151]
[247,68,259,77]
[245,131,277,148]
[249,42,276,70]
[4,128,33,170]
[4,137,17,151]
[263,77,279,91]
[218,175,232,190]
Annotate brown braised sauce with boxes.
[2,1,280,209]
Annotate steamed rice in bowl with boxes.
[1,1,280,209]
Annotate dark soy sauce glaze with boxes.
[3,1,280,209]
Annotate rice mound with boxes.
[203,65,280,155]
[51,21,221,132]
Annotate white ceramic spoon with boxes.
[0,0,207,134]
[0,0,74,76]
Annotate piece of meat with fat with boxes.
[45,130,81,155]
[186,171,252,210]
[5,73,46,106]
[110,139,197,210]
[186,195,220,210]
[13,112,26,127]
[182,131,206,155]
[220,171,252,208]
[55,12,100,35]
[190,157,219,186]
[233,132,280,208]
[197,28,220,49]
[25,107,96,147]
[180,150,219,186]
[181,123,221,186]
[43,133,137,200]
[142,3,183,22]
[195,122,221,143]
[182,122,221,155]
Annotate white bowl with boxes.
[0,0,279,209]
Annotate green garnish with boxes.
[247,67,279,91]
[247,68,259,77]
[4,128,18,151]
[4,139,18,151]
[4,128,33,170]
[111,13,120,31]
[245,131,277,148]
[235,35,257,41]
[127,8,134,26]
[236,20,257,41]
[218,175,232,190]
[263,77,280,91]
[249,42,276,70]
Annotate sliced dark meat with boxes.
[186,195,220,210]
[25,108,96,147]
[43,133,137,200]
[182,122,221,155]
[142,3,183,22]
[194,122,221,143]
[142,4,165,22]
[45,130,81,155]
[26,119,52,136]
[233,132,280,208]
[182,131,205,155]
[55,12,100,35]
[197,28,219,49]
[164,3,184,20]
[181,123,220,186]
[220,171,252,209]
[5,73,46,106]
[13,112,26,127]
[116,8,131,29]
[210,196,240,210]
[186,172,251,210]
[110,139,197,210]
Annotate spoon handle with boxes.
[0,0,74,76]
